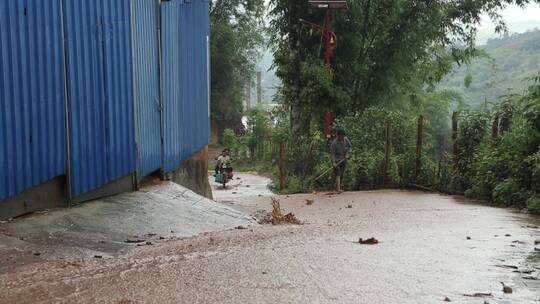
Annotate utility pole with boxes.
[257,71,262,105]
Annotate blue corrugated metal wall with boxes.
[63,0,136,197]
[132,0,162,177]
[162,0,210,173]
[0,0,66,200]
[161,0,182,173]
[1,0,210,204]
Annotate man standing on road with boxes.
[330,129,352,193]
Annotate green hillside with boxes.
[440,29,540,107]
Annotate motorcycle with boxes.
[215,163,234,188]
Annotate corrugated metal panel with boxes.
[188,0,210,154]
[131,0,161,177]
[63,0,135,197]
[161,0,182,173]
[162,0,210,173]
[0,0,66,200]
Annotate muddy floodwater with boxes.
[1,173,539,303]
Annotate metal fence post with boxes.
[452,111,458,166]
[415,115,424,182]
[279,142,285,192]
[384,122,392,186]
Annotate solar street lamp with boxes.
[302,0,348,67]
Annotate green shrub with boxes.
[492,178,520,206]
[527,196,540,214]
[282,175,313,194]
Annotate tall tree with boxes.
[211,0,265,137]
[269,0,540,137]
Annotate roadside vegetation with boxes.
[211,0,540,214]
[223,74,540,214]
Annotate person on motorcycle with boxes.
[215,148,232,175]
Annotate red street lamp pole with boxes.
[325,9,332,67]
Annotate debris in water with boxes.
[125,238,145,244]
[494,264,518,270]
[60,261,82,268]
[253,210,273,224]
[271,198,302,225]
[500,282,512,294]
[145,241,153,246]
[358,237,379,245]
[522,276,539,280]
[232,192,237,194]
[443,296,451,302]
[306,199,314,205]
[512,240,526,244]
[94,255,102,259]
[159,236,165,240]
[466,236,471,240]
[346,204,352,209]
[462,292,492,298]
[246,185,251,188]
[505,234,511,237]
[235,225,247,230]
[33,252,41,256]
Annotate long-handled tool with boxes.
[314,158,346,187]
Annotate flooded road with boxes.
[1,173,539,303]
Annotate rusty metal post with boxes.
[452,111,458,165]
[384,122,392,186]
[279,142,285,192]
[415,115,424,181]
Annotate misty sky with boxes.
[478,3,540,44]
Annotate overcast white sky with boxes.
[477,2,540,44]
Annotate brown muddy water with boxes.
[0,173,539,303]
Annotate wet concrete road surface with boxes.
[0,182,255,273]
[1,174,540,303]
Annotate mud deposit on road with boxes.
[1,174,539,303]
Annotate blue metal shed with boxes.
[131,0,162,177]
[1,0,210,210]
[0,0,66,200]
[63,0,136,197]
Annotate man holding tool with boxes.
[330,128,352,193]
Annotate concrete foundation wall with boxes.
[0,146,212,220]
[0,177,67,220]
[171,146,213,199]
